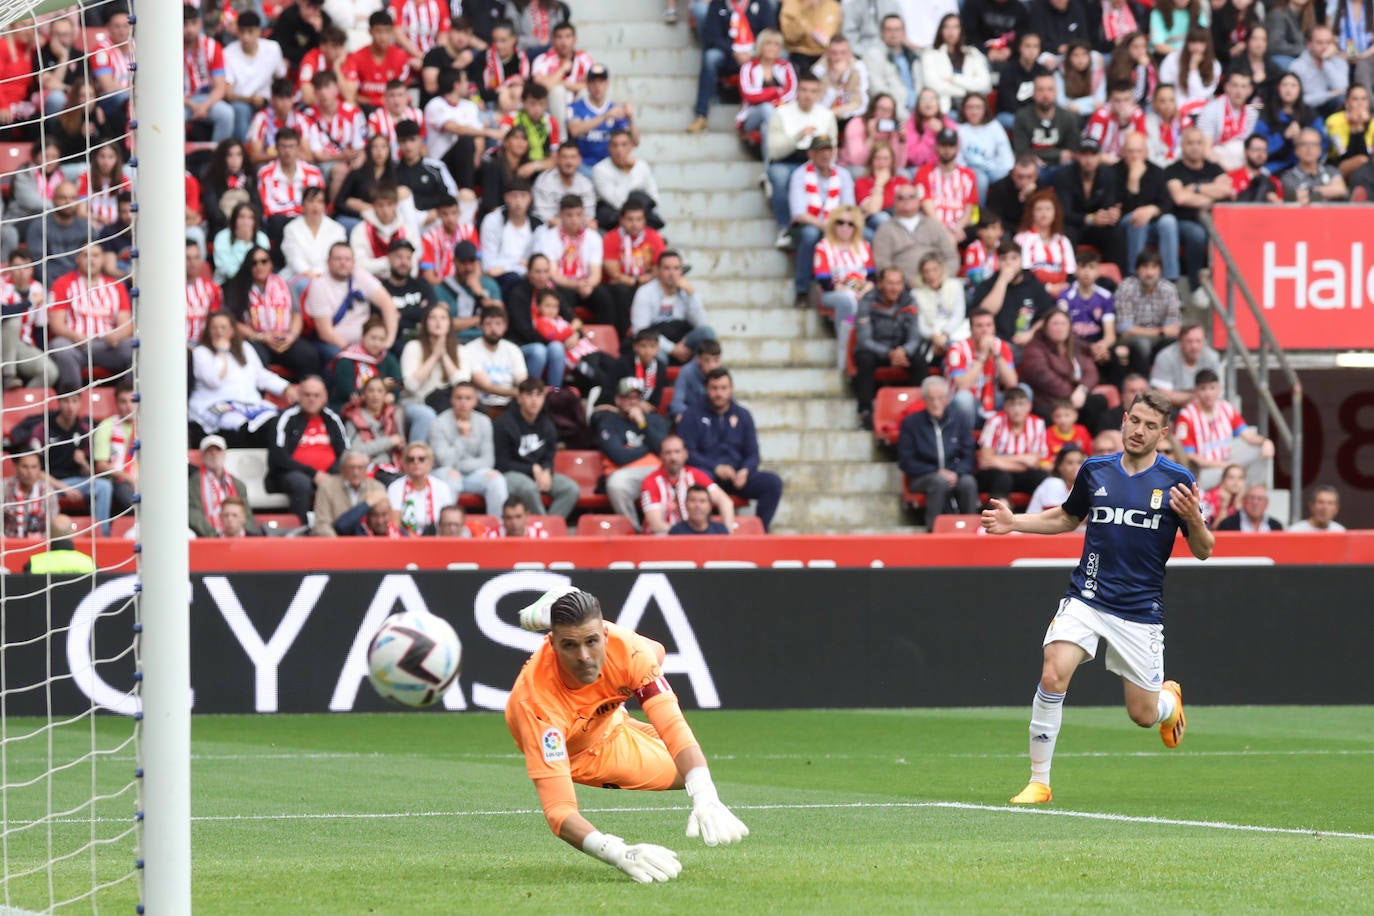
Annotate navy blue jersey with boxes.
[1060,453,1196,624]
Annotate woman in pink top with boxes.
[903,88,956,172]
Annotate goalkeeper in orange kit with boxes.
[505,587,748,883]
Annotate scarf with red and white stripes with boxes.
[802,163,842,222]
[200,470,237,534]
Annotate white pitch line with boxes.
[78,801,1363,841]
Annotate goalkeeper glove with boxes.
[684,767,749,847]
[582,831,682,884]
[517,586,578,632]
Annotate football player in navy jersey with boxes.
[981,389,1214,804]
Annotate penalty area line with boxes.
[170,801,1374,841]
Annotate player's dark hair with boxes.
[1194,369,1220,386]
[550,589,603,628]
[1132,389,1173,419]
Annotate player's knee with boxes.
[1039,668,1070,695]
[1127,705,1156,727]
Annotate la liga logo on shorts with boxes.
[541,727,567,763]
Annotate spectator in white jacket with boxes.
[281,186,347,290]
[591,130,662,232]
[920,14,993,114]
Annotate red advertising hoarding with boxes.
[1210,204,1374,350]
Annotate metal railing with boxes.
[1199,209,1303,525]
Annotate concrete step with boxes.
[768,460,904,493]
[731,366,848,397]
[596,46,700,78]
[707,305,821,336]
[769,492,910,531]
[579,21,695,51]
[638,131,752,164]
[659,188,770,220]
[576,0,675,24]
[741,396,857,431]
[685,246,791,279]
[759,429,878,462]
[636,104,738,133]
[610,75,697,107]
[694,281,798,311]
[654,159,762,192]
[667,217,777,248]
[713,335,833,367]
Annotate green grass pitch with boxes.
[3,706,1373,913]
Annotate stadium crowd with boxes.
[684,0,1359,528]
[1,0,793,538]
[0,0,1359,537]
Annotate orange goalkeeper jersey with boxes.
[506,621,679,781]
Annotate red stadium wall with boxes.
[5,531,1374,573]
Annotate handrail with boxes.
[1199,208,1304,525]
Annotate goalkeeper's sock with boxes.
[1029,685,1065,785]
[1153,687,1177,726]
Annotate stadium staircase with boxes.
[581,2,918,533]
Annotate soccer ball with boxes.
[366,610,462,708]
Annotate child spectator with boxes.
[533,289,598,384]
[1044,398,1093,467]
[1056,247,1118,383]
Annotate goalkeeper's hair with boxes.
[550,590,602,628]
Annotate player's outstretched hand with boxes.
[1169,481,1205,526]
[517,586,579,631]
[583,832,682,883]
[981,498,1016,535]
[684,768,750,846]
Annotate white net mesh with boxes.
[0,0,143,911]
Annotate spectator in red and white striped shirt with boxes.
[1014,188,1076,297]
[1174,369,1274,490]
[975,387,1049,504]
[183,5,235,142]
[258,128,327,247]
[47,242,134,383]
[0,250,56,390]
[389,0,450,60]
[305,71,369,201]
[914,128,979,245]
[532,22,595,130]
[640,434,735,535]
[297,27,356,108]
[247,79,325,166]
[185,240,224,347]
[367,80,426,158]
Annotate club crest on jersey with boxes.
[1150,488,1163,510]
[1090,506,1162,529]
[541,727,567,763]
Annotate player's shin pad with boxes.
[518,586,579,631]
[582,831,682,883]
[684,767,750,846]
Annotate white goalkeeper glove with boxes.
[582,831,682,884]
[684,767,749,847]
[517,586,578,632]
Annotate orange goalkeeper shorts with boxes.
[569,713,678,791]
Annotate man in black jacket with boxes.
[1053,136,1122,265]
[897,376,980,526]
[591,377,671,529]
[493,377,579,518]
[853,267,926,429]
[266,375,349,524]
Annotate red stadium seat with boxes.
[1097,262,1123,285]
[581,325,620,360]
[872,387,923,446]
[728,516,765,535]
[658,386,674,416]
[576,514,636,536]
[0,141,31,195]
[82,386,117,424]
[665,365,680,382]
[554,449,611,510]
[457,492,484,510]
[78,27,109,50]
[1092,384,1121,410]
[109,515,137,539]
[3,388,54,444]
[468,514,500,534]
[929,514,984,534]
[256,513,307,533]
[530,515,568,537]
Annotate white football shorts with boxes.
[1043,596,1165,692]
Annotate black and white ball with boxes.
[366,611,462,708]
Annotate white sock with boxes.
[1029,685,1065,785]
[1154,688,1177,726]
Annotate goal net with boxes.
[0,0,188,910]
